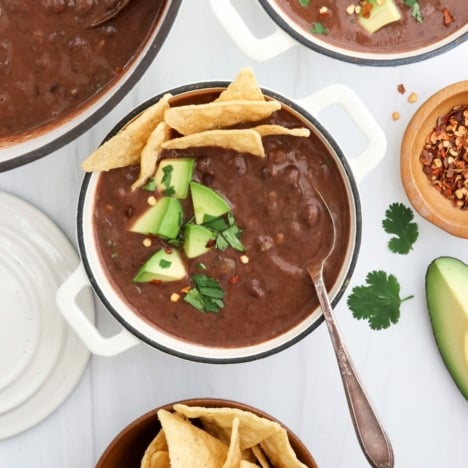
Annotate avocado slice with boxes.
[183,224,217,258]
[134,248,187,283]
[130,197,183,239]
[154,158,194,199]
[190,181,231,225]
[359,0,401,34]
[426,256,468,399]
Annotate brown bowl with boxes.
[96,398,318,467]
[401,81,468,238]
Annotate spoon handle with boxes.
[311,269,394,468]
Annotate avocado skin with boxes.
[425,256,468,400]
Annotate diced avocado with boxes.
[154,158,195,199]
[359,0,401,34]
[183,224,217,259]
[134,248,187,283]
[190,181,231,225]
[426,257,468,399]
[130,197,183,240]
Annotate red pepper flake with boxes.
[229,275,240,285]
[151,279,162,285]
[442,8,454,26]
[164,246,173,254]
[397,84,406,95]
[359,1,373,19]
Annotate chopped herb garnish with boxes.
[141,177,157,191]
[205,212,245,252]
[161,165,175,196]
[311,22,328,34]
[184,274,224,313]
[404,0,423,23]
[159,259,172,269]
[347,271,414,330]
[197,263,207,270]
[382,202,419,255]
[298,0,310,7]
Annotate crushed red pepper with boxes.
[443,8,455,26]
[420,105,468,209]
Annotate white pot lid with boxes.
[0,192,94,439]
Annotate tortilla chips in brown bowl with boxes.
[96,398,318,467]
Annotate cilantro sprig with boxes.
[382,202,419,255]
[347,271,413,330]
[203,212,245,252]
[404,0,423,23]
[184,274,224,313]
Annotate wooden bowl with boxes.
[401,81,468,238]
[96,398,318,467]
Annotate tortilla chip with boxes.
[173,404,281,450]
[240,461,261,468]
[164,100,281,136]
[148,450,170,468]
[260,428,308,468]
[158,409,228,468]
[81,93,171,172]
[131,121,171,190]
[216,68,264,102]
[252,445,270,468]
[222,417,242,468]
[253,124,310,138]
[161,129,265,157]
[141,428,168,468]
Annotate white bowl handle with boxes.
[209,0,296,61]
[56,264,140,356]
[296,84,387,183]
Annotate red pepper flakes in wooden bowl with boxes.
[401,81,468,238]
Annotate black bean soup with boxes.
[0,0,164,139]
[273,0,466,54]
[93,93,352,348]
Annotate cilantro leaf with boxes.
[184,274,224,313]
[204,213,245,252]
[311,22,328,34]
[347,271,413,330]
[141,177,156,191]
[159,259,172,269]
[404,0,423,23]
[298,0,310,7]
[382,202,419,255]
[161,165,175,196]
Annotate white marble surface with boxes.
[0,1,467,467]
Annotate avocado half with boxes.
[425,256,468,399]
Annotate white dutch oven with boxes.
[210,0,468,66]
[0,1,181,172]
[56,82,386,363]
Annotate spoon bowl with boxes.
[88,0,133,28]
[306,185,394,468]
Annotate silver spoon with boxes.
[88,0,132,28]
[305,186,394,468]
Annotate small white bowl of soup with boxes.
[0,0,181,171]
[57,74,387,362]
[210,0,467,65]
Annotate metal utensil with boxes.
[305,186,394,468]
[88,0,132,28]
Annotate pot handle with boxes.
[296,84,387,183]
[209,0,296,61]
[56,264,140,356]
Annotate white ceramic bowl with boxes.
[57,81,386,363]
[0,1,181,172]
[210,0,468,66]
